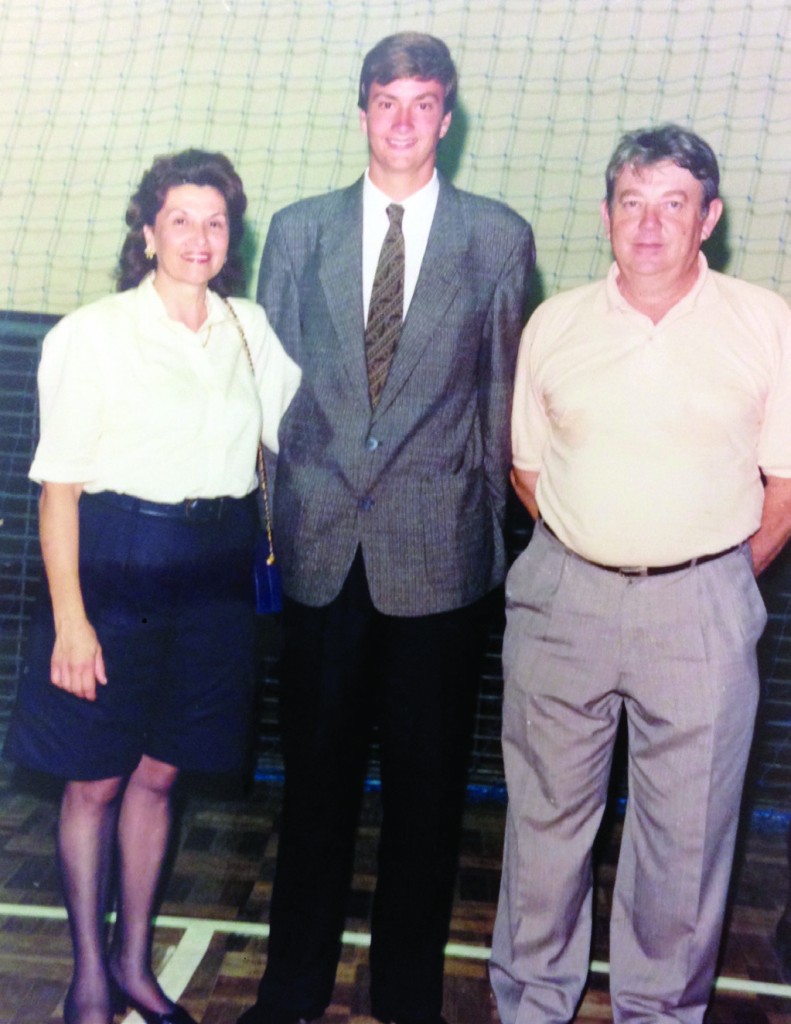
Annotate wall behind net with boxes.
[1,0,789,315]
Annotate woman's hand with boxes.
[51,616,107,701]
[39,481,109,701]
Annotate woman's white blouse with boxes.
[30,274,301,502]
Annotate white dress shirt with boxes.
[362,170,439,324]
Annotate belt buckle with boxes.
[618,565,649,577]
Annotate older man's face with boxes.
[601,160,722,294]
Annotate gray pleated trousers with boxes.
[490,521,765,1024]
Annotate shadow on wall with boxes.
[702,204,731,272]
[436,99,467,183]
[240,221,261,293]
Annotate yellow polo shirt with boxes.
[512,255,791,566]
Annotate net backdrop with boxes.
[0,0,789,313]
[1,0,790,802]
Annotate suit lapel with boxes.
[375,177,466,418]
[318,179,370,401]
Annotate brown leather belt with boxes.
[540,519,740,577]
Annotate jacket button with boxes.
[358,496,375,511]
[365,436,379,451]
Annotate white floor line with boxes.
[2,904,790,1002]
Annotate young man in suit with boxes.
[238,33,535,1024]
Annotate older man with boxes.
[490,124,791,1022]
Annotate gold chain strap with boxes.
[223,298,276,565]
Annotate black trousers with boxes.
[256,551,490,1023]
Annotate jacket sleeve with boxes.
[479,221,536,527]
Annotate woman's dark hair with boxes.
[604,124,720,215]
[117,149,247,295]
[358,32,458,113]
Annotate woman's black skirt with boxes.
[5,490,260,781]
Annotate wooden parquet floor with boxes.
[0,766,789,1024]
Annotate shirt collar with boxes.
[138,272,168,322]
[363,168,439,218]
[205,287,232,327]
[137,271,228,329]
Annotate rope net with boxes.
[0,0,788,313]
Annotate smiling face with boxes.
[601,160,723,305]
[143,184,230,293]
[360,77,451,198]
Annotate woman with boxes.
[5,150,300,1024]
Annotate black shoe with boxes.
[110,978,198,1024]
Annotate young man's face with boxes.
[360,77,451,195]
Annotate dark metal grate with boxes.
[0,313,56,744]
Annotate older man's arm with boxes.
[510,467,540,521]
[750,474,791,575]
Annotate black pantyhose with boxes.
[58,756,180,1024]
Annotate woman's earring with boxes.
[144,242,156,260]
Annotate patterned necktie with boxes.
[365,203,405,408]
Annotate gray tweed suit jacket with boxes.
[258,173,535,616]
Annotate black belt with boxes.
[85,490,245,522]
[540,519,740,577]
